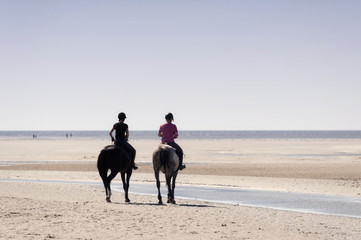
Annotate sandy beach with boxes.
[1,139,361,239]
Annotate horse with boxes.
[152,144,180,204]
[97,145,132,203]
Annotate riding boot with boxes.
[179,163,186,170]
[132,159,138,170]
[132,163,138,170]
[178,155,186,171]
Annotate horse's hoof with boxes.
[158,201,163,205]
[106,197,111,203]
[125,199,130,203]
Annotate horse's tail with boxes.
[159,147,170,167]
[97,148,108,181]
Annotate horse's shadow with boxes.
[110,201,215,208]
[109,201,162,206]
[178,203,215,208]
[127,202,162,206]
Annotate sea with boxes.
[1,130,361,140]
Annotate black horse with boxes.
[97,145,132,203]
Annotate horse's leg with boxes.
[99,170,109,201]
[126,170,132,202]
[166,175,173,204]
[105,170,118,202]
[170,171,178,204]
[155,170,162,204]
[121,172,131,202]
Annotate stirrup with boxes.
[132,164,138,170]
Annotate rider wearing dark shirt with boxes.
[109,112,138,170]
[113,122,128,143]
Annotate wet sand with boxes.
[1,139,361,239]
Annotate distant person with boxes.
[109,112,138,170]
[158,113,185,170]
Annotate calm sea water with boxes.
[1,130,361,140]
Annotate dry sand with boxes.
[1,139,361,239]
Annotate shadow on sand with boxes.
[110,201,215,208]
[178,203,215,208]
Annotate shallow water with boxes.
[126,184,361,218]
[2,178,361,219]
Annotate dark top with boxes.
[113,122,128,140]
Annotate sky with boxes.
[1,0,361,131]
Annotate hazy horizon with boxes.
[2,129,361,132]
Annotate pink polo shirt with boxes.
[159,123,178,143]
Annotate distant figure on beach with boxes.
[109,112,138,170]
[158,113,185,170]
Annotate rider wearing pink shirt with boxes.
[158,113,185,170]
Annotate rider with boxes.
[109,112,138,170]
[158,113,186,170]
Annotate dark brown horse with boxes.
[152,144,180,204]
[97,145,132,203]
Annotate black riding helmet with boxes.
[118,112,127,121]
[165,113,174,121]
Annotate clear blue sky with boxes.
[1,0,360,130]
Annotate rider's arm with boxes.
[109,127,115,141]
[125,128,129,140]
[174,125,178,139]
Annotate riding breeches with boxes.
[167,142,183,166]
[115,140,136,163]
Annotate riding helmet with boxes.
[118,112,127,120]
